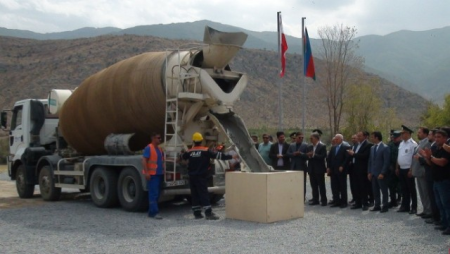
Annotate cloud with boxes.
[0,0,448,38]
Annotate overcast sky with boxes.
[0,0,448,38]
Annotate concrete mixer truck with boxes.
[1,27,271,211]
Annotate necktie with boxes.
[335,145,340,155]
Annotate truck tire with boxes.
[39,165,61,201]
[90,167,119,208]
[118,167,148,212]
[16,164,34,198]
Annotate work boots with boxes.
[205,212,219,220]
[193,211,204,219]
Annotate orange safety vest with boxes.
[142,144,164,176]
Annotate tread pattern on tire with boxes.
[16,165,34,199]
[90,167,119,208]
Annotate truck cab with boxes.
[2,99,58,197]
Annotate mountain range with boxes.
[0,33,428,130]
[1,20,448,103]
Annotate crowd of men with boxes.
[253,126,450,235]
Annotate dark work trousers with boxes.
[354,169,371,206]
[387,167,400,203]
[331,171,347,205]
[348,165,357,201]
[371,176,389,208]
[309,172,327,204]
[426,170,440,221]
[147,175,163,217]
[399,169,417,210]
[189,174,212,215]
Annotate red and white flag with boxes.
[279,14,288,77]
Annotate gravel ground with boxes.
[0,172,449,254]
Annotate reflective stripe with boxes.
[188,146,209,152]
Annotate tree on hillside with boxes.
[317,24,364,136]
[342,78,401,139]
[421,94,450,127]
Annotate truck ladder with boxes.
[163,47,203,185]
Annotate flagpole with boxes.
[277,11,283,131]
[302,17,306,135]
[277,12,283,131]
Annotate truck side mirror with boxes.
[1,111,7,129]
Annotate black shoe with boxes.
[442,228,450,235]
[328,200,335,205]
[421,214,432,219]
[409,209,417,215]
[349,199,355,204]
[434,221,442,226]
[425,218,435,224]
[380,207,389,213]
[370,206,381,212]
[416,212,426,217]
[388,202,398,208]
[205,213,220,220]
[194,214,204,219]
[369,201,374,207]
[397,208,410,213]
[149,214,163,220]
[330,203,341,208]
[435,225,446,231]
[309,201,319,206]
[362,206,369,211]
[350,205,362,210]
[321,202,327,206]
[340,204,348,209]
[308,198,314,202]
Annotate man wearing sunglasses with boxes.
[142,133,165,219]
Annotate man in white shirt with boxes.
[396,125,418,214]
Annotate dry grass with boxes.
[0,165,7,173]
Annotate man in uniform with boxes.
[396,125,418,214]
[387,130,402,208]
[142,133,165,219]
[181,132,237,220]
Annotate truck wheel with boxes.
[90,167,119,208]
[16,165,34,198]
[39,166,61,201]
[210,194,224,205]
[118,167,148,212]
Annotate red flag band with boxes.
[279,14,288,77]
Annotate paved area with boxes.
[0,172,449,253]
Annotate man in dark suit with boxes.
[269,131,290,170]
[327,134,351,208]
[347,131,373,210]
[368,131,391,213]
[287,132,309,200]
[307,132,328,206]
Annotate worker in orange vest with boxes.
[181,132,238,220]
[142,132,165,219]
